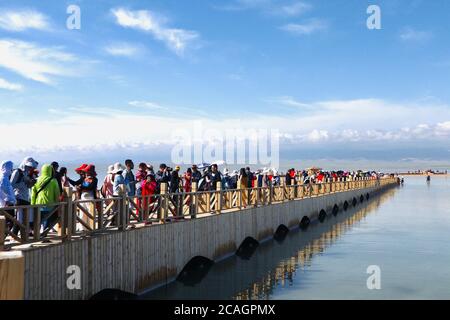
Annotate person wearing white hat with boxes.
[112,163,127,196]
[9,157,39,235]
[100,164,115,199]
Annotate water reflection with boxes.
[144,188,397,300]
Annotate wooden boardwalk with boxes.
[0,177,397,300]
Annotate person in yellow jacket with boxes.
[31,164,61,232]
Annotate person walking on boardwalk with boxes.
[124,159,136,197]
[112,163,126,196]
[30,164,61,234]
[239,168,248,207]
[245,167,253,189]
[1,161,16,233]
[109,163,126,226]
[135,163,148,197]
[141,173,157,223]
[59,167,70,188]
[210,164,222,191]
[183,168,193,193]
[51,162,63,193]
[77,165,98,227]
[10,157,38,234]
[68,164,88,195]
[135,163,148,219]
[191,164,201,184]
[170,166,182,217]
[101,165,114,199]
[222,168,232,190]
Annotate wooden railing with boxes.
[0,177,397,250]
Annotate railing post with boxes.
[119,185,127,230]
[159,183,168,223]
[255,185,260,206]
[0,216,5,251]
[216,182,222,213]
[238,179,243,209]
[269,184,273,205]
[0,251,24,300]
[33,207,41,241]
[191,182,198,219]
[290,180,294,200]
[97,200,103,230]
[66,188,74,238]
[313,183,319,196]
[22,208,30,243]
[58,204,66,239]
[280,177,285,201]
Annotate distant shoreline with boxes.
[399,173,449,176]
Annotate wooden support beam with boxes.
[0,251,24,300]
[160,183,167,223]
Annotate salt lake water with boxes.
[144,176,450,300]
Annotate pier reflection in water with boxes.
[144,188,397,300]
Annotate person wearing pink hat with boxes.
[69,164,88,189]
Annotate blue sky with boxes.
[1,0,450,165]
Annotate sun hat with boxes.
[75,164,88,173]
[20,157,39,170]
[83,164,97,176]
[111,162,125,174]
[107,165,114,174]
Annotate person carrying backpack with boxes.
[31,164,61,233]
[10,157,38,234]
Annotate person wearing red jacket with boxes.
[141,173,157,223]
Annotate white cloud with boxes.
[0,39,78,84]
[217,0,272,11]
[104,42,141,57]
[1,99,450,155]
[270,96,311,108]
[277,2,311,16]
[400,27,433,42]
[306,129,329,142]
[128,100,167,110]
[0,9,49,31]
[280,19,327,35]
[111,8,199,56]
[218,0,311,17]
[0,77,23,91]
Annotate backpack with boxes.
[12,169,24,185]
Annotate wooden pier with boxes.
[0,177,397,300]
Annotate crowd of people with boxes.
[1,156,385,236]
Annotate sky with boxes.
[1,0,450,168]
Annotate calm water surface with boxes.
[144,176,450,300]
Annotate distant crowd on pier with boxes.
[1,156,386,235]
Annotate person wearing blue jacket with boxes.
[1,161,17,233]
[0,161,16,208]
